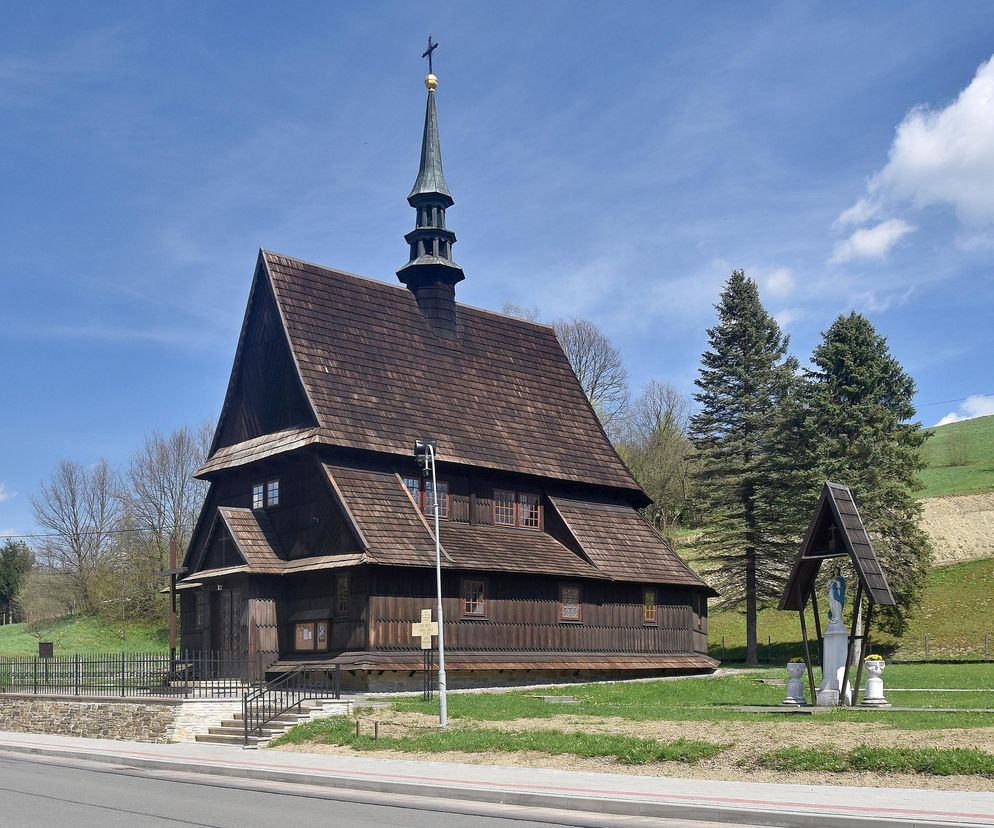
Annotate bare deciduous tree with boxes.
[616,381,696,531]
[553,317,630,434]
[31,459,123,611]
[118,423,212,619]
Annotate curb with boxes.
[0,740,989,828]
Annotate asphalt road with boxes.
[0,752,720,828]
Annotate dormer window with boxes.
[252,479,280,509]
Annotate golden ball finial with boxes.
[425,73,438,91]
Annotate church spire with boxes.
[397,37,464,339]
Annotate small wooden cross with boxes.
[422,35,439,75]
[411,608,438,650]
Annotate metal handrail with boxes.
[242,663,341,744]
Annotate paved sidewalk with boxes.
[0,730,991,827]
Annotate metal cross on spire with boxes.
[422,35,439,75]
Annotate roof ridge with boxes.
[261,249,556,331]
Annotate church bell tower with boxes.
[396,37,465,338]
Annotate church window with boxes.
[403,476,449,519]
[643,588,657,624]
[494,489,516,525]
[336,574,350,616]
[462,578,486,617]
[493,489,541,528]
[252,483,264,510]
[519,493,540,528]
[424,479,449,518]
[560,583,581,622]
[267,480,280,507]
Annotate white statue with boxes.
[817,569,851,706]
[827,572,846,627]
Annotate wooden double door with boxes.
[210,587,243,653]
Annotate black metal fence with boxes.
[0,651,268,698]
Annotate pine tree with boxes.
[690,270,798,665]
[799,312,931,635]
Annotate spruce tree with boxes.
[690,270,798,665]
[799,312,931,635]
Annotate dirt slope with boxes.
[921,492,994,565]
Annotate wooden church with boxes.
[177,57,717,688]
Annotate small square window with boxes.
[336,574,350,616]
[266,480,280,507]
[463,578,486,616]
[644,588,657,624]
[519,493,540,528]
[494,489,515,525]
[252,483,264,510]
[560,583,581,622]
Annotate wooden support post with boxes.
[797,583,816,705]
[810,588,824,669]
[852,599,874,708]
[840,581,863,707]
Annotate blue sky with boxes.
[2,2,994,534]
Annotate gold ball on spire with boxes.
[425,73,438,91]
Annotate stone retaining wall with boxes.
[0,695,178,742]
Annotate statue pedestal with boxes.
[817,623,851,707]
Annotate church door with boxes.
[210,587,243,653]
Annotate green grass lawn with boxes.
[390,664,994,727]
[707,557,994,663]
[0,616,168,656]
[919,413,994,498]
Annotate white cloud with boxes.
[874,56,994,224]
[774,307,803,327]
[831,218,916,262]
[835,197,880,229]
[758,267,795,299]
[0,483,14,504]
[837,54,994,252]
[935,394,994,426]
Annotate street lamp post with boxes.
[416,438,448,728]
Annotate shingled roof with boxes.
[323,464,708,587]
[779,482,896,610]
[205,251,643,494]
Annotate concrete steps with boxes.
[194,699,350,747]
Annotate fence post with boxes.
[985,633,989,661]
[768,636,772,665]
[121,653,126,696]
[33,657,37,694]
[74,654,80,696]
[721,636,725,663]
[924,633,929,659]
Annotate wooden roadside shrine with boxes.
[779,482,896,706]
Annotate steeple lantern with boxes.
[397,37,464,339]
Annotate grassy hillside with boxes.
[919,414,994,498]
[708,557,994,663]
[0,615,168,656]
